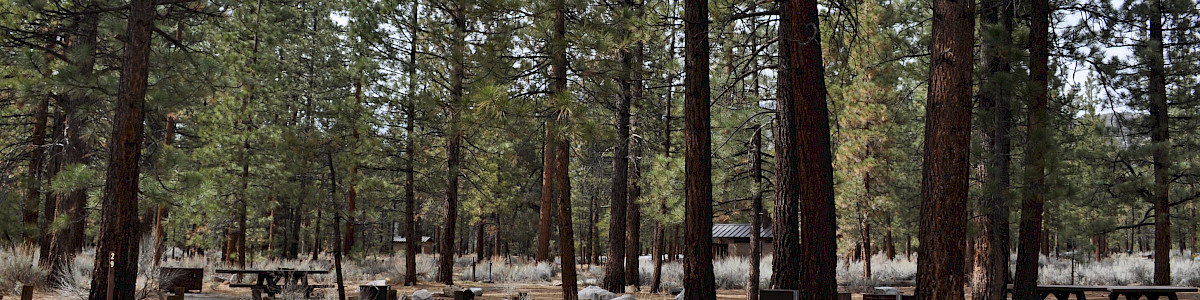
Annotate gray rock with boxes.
[578,286,617,300]
[412,289,434,300]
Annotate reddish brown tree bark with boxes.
[915,0,975,297]
[556,127,578,300]
[775,0,838,296]
[1013,0,1049,297]
[971,0,1014,296]
[625,20,645,288]
[87,0,154,298]
[682,0,715,298]
[42,8,99,284]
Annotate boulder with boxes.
[412,289,434,300]
[578,286,617,300]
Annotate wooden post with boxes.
[19,285,33,300]
[106,252,115,300]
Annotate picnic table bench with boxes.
[215,268,332,298]
[1106,286,1197,300]
[1005,284,1110,299]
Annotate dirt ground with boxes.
[24,280,1200,299]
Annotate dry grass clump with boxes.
[836,254,918,291]
[0,246,47,296]
[458,260,558,282]
[1038,251,1200,286]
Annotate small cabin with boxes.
[712,223,773,257]
[391,236,435,254]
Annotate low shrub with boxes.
[458,260,557,282]
[0,246,46,296]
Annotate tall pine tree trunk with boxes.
[772,0,808,289]
[650,12,676,293]
[1014,0,1049,296]
[860,206,872,278]
[237,141,250,268]
[556,129,578,300]
[885,218,896,260]
[22,97,48,242]
[550,3,577,297]
[88,0,153,298]
[37,107,61,266]
[43,7,99,283]
[328,147,348,300]
[603,0,634,284]
[625,26,645,289]
[590,196,600,265]
[537,123,556,263]
[748,126,763,300]
[314,208,322,260]
[404,0,420,285]
[437,0,466,285]
[346,79,362,254]
[45,99,91,285]
[777,0,838,295]
[682,0,715,297]
[1148,0,1171,285]
[916,0,974,296]
[971,0,1014,296]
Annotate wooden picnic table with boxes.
[1005,284,1110,299]
[215,268,331,298]
[1105,286,1197,300]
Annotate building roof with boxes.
[392,236,433,243]
[712,223,773,239]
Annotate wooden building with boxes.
[712,223,773,257]
[391,235,435,254]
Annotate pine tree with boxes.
[1013,0,1050,296]
[682,0,715,298]
[915,0,974,296]
[971,0,1015,295]
[88,0,154,298]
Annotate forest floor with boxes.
[26,280,1200,300]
